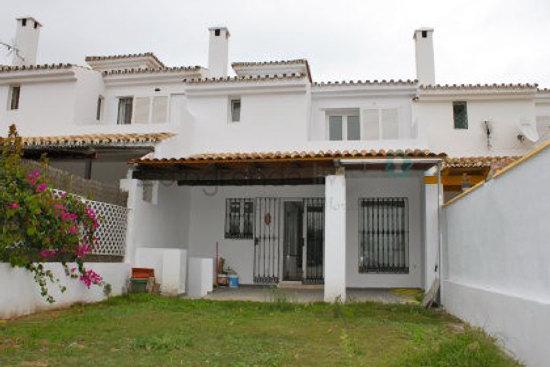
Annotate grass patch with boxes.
[0,294,521,367]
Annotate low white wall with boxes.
[0,262,131,319]
[135,247,187,295]
[442,147,550,367]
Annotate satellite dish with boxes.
[517,120,540,142]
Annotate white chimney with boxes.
[207,27,230,78]
[12,16,42,66]
[413,28,435,85]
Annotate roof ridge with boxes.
[85,52,165,67]
[102,65,203,76]
[183,72,307,84]
[232,59,308,67]
[314,79,417,86]
[420,83,538,90]
[0,63,74,73]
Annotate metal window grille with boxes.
[453,101,468,129]
[225,198,254,239]
[359,197,409,273]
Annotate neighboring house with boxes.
[1,17,549,301]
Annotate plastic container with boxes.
[130,278,148,293]
[132,267,154,279]
[228,274,239,288]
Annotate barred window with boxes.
[453,101,468,129]
[225,199,254,239]
[358,197,409,273]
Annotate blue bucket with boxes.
[228,275,239,288]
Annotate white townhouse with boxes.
[1,17,549,301]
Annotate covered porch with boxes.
[128,149,444,302]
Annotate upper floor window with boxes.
[363,108,399,140]
[117,97,133,125]
[453,101,468,129]
[230,99,241,122]
[328,112,360,141]
[96,96,103,121]
[9,85,20,110]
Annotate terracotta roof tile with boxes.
[231,59,308,67]
[420,83,537,90]
[85,52,165,67]
[314,79,417,87]
[134,148,445,165]
[443,156,520,170]
[0,63,74,73]
[2,133,175,148]
[103,66,202,76]
[183,73,307,84]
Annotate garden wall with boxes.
[442,143,550,367]
[0,262,131,319]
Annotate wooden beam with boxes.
[132,162,337,182]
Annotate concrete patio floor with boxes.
[199,285,421,304]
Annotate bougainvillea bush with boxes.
[0,125,107,303]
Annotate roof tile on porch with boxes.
[133,148,445,165]
[3,132,175,148]
[443,156,520,170]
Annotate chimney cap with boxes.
[16,16,42,27]
[413,27,434,39]
[208,26,230,37]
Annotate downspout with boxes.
[436,161,443,304]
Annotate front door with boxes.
[283,201,304,281]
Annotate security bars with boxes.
[359,197,409,273]
[224,198,254,239]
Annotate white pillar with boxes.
[324,171,346,302]
[423,165,443,292]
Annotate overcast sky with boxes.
[1,0,549,87]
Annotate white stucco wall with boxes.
[346,171,426,288]
[124,179,190,264]
[173,170,428,289]
[415,98,536,156]
[442,147,550,367]
[0,262,131,319]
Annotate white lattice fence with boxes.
[85,198,128,257]
[52,189,128,257]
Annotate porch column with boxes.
[324,170,346,303]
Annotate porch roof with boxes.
[131,148,445,185]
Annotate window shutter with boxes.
[363,109,379,140]
[381,108,399,139]
[133,97,150,124]
[152,96,169,124]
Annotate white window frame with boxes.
[8,85,21,111]
[96,95,104,122]
[117,96,134,125]
[325,109,361,141]
[362,107,400,140]
[229,98,241,123]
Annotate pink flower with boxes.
[27,170,40,185]
[39,249,57,258]
[79,269,102,288]
[36,183,48,193]
[61,212,77,221]
[8,202,19,209]
[85,207,96,220]
[75,243,90,258]
[68,225,78,235]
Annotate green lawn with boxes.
[0,294,520,367]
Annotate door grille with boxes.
[253,198,281,284]
[304,198,324,284]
